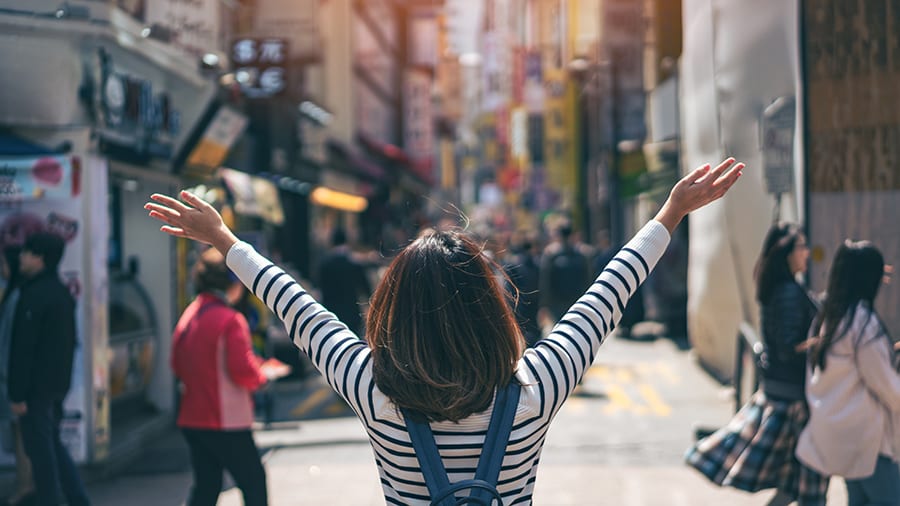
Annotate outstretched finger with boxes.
[701,157,737,184]
[150,193,192,213]
[713,161,744,187]
[147,209,179,227]
[684,163,711,185]
[712,162,744,197]
[144,202,181,220]
[713,157,738,174]
[179,190,213,211]
[160,225,188,238]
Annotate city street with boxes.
[87,331,848,505]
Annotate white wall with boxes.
[681,0,804,378]
[118,177,177,413]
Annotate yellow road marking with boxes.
[603,383,648,415]
[638,383,672,417]
[615,367,634,383]
[323,401,350,415]
[290,387,332,417]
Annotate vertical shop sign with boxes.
[603,0,646,142]
[543,67,574,192]
[0,157,90,462]
[86,158,110,461]
[409,7,439,67]
[482,32,505,112]
[524,50,544,113]
[512,47,526,104]
[404,69,435,179]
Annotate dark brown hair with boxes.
[809,240,886,370]
[753,222,803,305]
[192,247,235,294]
[365,227,525,422]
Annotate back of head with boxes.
[365,227,524,422]
[557,221,573,241]
[754,222,802,304]
[23,231,65,272]
[824,240,883,313]
[192,247,235,295]
[810,239,884,369]
[331,227,347,247]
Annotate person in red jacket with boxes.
[172,247,273,506]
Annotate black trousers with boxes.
[181,428,268,506]
[20,399,90,506]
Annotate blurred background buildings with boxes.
[0,0,895,482]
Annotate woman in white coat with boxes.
[797,240,900,506]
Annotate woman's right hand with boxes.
[654,157,744,233]
[145,190,240,255]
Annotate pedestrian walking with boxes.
[316,228,372,336]
[685,222,828,505]
[172,247,289,506]
[8,232,90,506]
[0,246,35,505]
[539,218,592,325]
[796,240,900,506]
[501,233,542,347]
[146,157,743,505]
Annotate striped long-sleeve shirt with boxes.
[226,220,671,504]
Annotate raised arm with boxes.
[145,191,373,413]
[519,157,744,416]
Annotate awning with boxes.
[219,168,284,225]
[0,132,58,156]
[325,139,387,181]
[356,132,435,187]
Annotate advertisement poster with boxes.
[0,156,88,463]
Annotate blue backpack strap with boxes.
[402,381,522,506]
[471,382,521,503]
[403,411,453,502]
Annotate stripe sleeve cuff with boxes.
[225,241,273,289]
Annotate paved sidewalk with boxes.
[89,417,848,505]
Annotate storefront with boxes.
[0,5,215,464]
[0,155,108,465]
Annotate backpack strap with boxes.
[402,381,522,505]
[471,382,520,502]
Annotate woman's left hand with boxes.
[145,190,239,255]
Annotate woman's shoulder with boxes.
[850,303,886,343]
[767,279,810,305]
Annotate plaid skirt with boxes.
[685,391,829,505]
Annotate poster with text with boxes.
[0,156,88,463]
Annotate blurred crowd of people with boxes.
[309,212,650,352]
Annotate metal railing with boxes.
[732,321,765,413]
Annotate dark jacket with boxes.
[759,280,817,401]
[539,242,591,320]
[317,247,371,335]
[502,252,541,347]
[8,269,76,403]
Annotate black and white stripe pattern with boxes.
[226,220,670,504]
